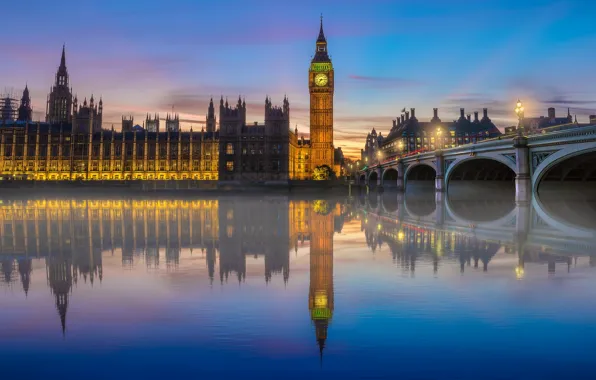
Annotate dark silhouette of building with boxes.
[17,86,32,122]
[218,198,290,284]
[145,114,160,132]
[18,258,32,295]
[122,116,134,133]
[46,45,73,124]
[46,251,73,335]
[217,96,290,182]
[72,95,103,133]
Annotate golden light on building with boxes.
[0,126,219,181]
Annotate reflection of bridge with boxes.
[358,192,596,275]
[358,125,596,201]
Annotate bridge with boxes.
[357,124,596,202]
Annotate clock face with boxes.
[314,73,328,87]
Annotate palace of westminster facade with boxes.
[0,20,341,182]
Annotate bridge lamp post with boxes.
[398,141,404,156]
[515,99,525,136]
[436,127,443,150]
[377,150,383,163]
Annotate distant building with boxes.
[361,129,384,165]
[17,86,32,122]
[72,95,103,133]
[46,46,73,124]
[591,115,596,124]
[523,107,573,132]
[145,114,160,132]
[122,116,134,132]
[217,96,290,182]
[165,114,179,132]
[362,107,502,163]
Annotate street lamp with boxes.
[436,127,443,150]
[398,140,404,156]
[377,150,382,163]
[515,99,525,136]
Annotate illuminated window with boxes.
[226,161,234,172]
[227,225,234,238]
[226,143,234,155]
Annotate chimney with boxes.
[401,115,405,123]
[474,111,479,122]
[483,108,488,119]
[410,108,416,119]
[548,107,555,119]
[392,119,396,128]
[405,111,410,121]
[460,108,465,118]
[433,108,438,119]
[467,114,471,122]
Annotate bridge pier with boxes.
[435,151,445,192]
[514,136,532,203]
[396,161,405,192]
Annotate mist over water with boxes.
[1,189,595,379]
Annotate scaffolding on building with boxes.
[1,88,19,122]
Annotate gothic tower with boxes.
[308,200,334,360]
[206,97,216,133]
[17,85,32,122]
[309,16,335,173]
[46,45,73,124]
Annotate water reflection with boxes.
[360,192,596,278]
[0,197,347,352]
[1,193,596,377]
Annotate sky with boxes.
[2,0,596,158]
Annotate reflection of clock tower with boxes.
[309,17,335,173]
[308,200,334,359]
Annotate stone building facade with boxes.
[1,18,343,182]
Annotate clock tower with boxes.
[309,16,335,174]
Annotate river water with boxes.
[0,192,595,379]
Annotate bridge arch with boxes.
[446,156,516,195]
[368,171,379,187]
[359,173,366,185]
[533,142,596,195]
[382,168,398,188]
[445,156,517,183]
[405,162,437,180]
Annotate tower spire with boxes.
[317,14,326,43]
[60,44,66,68]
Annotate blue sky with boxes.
[2,0,595,157]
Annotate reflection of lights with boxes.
[365,219,368,223]
[515,266,525,280]
[377,223,382,231]
[397,231,405,241]
[314,291,328,308]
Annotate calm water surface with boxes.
[1,192,596,379]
